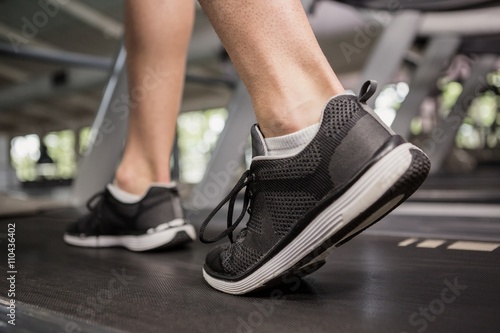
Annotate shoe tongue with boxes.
[250,124,268,158]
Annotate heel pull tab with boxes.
[358,80,378,103]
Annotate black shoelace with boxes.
[84,191,106,236]
[199,170,254,244]
[86,191,105,212]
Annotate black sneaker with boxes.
[199,81,430,294]
[64,184,196,251]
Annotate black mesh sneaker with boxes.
[64,184,196,251]
[199,81,431,294]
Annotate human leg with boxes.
[199,0,344,138]
[115,0,195,195]
[64,0,196,250]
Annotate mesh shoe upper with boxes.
[66,186,185,236]
[203,91,396,280]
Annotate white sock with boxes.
[106,182,177,204]
[262,92,356,157]
[264,123,320,157]
[107,184,142,204]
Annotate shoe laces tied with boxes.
[199,170,254,244]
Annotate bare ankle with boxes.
[114,167,150,196]
[252,72,345,138]
[257,91,344,138]
[114,160,171,195]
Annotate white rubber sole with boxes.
[302,194,405,269]
[203,143,418,294]
[64,219,196,252]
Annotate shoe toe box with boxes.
[204,244,230,275]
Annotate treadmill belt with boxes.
[0,211,499,333]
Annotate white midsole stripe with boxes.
[64,220,195,252]
[304,194,406,268]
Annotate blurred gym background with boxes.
[0,0,499,214]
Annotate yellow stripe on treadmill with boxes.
[398,238,418,247]
[416,239,446,248]
[448,241,500,252]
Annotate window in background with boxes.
[10,108,230,184]
[177,108,227,184]
[374,82,410,127]
[43,130,76,179]
[10,134,40,182]
[10,130,78,182]
[79,127,91,155]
